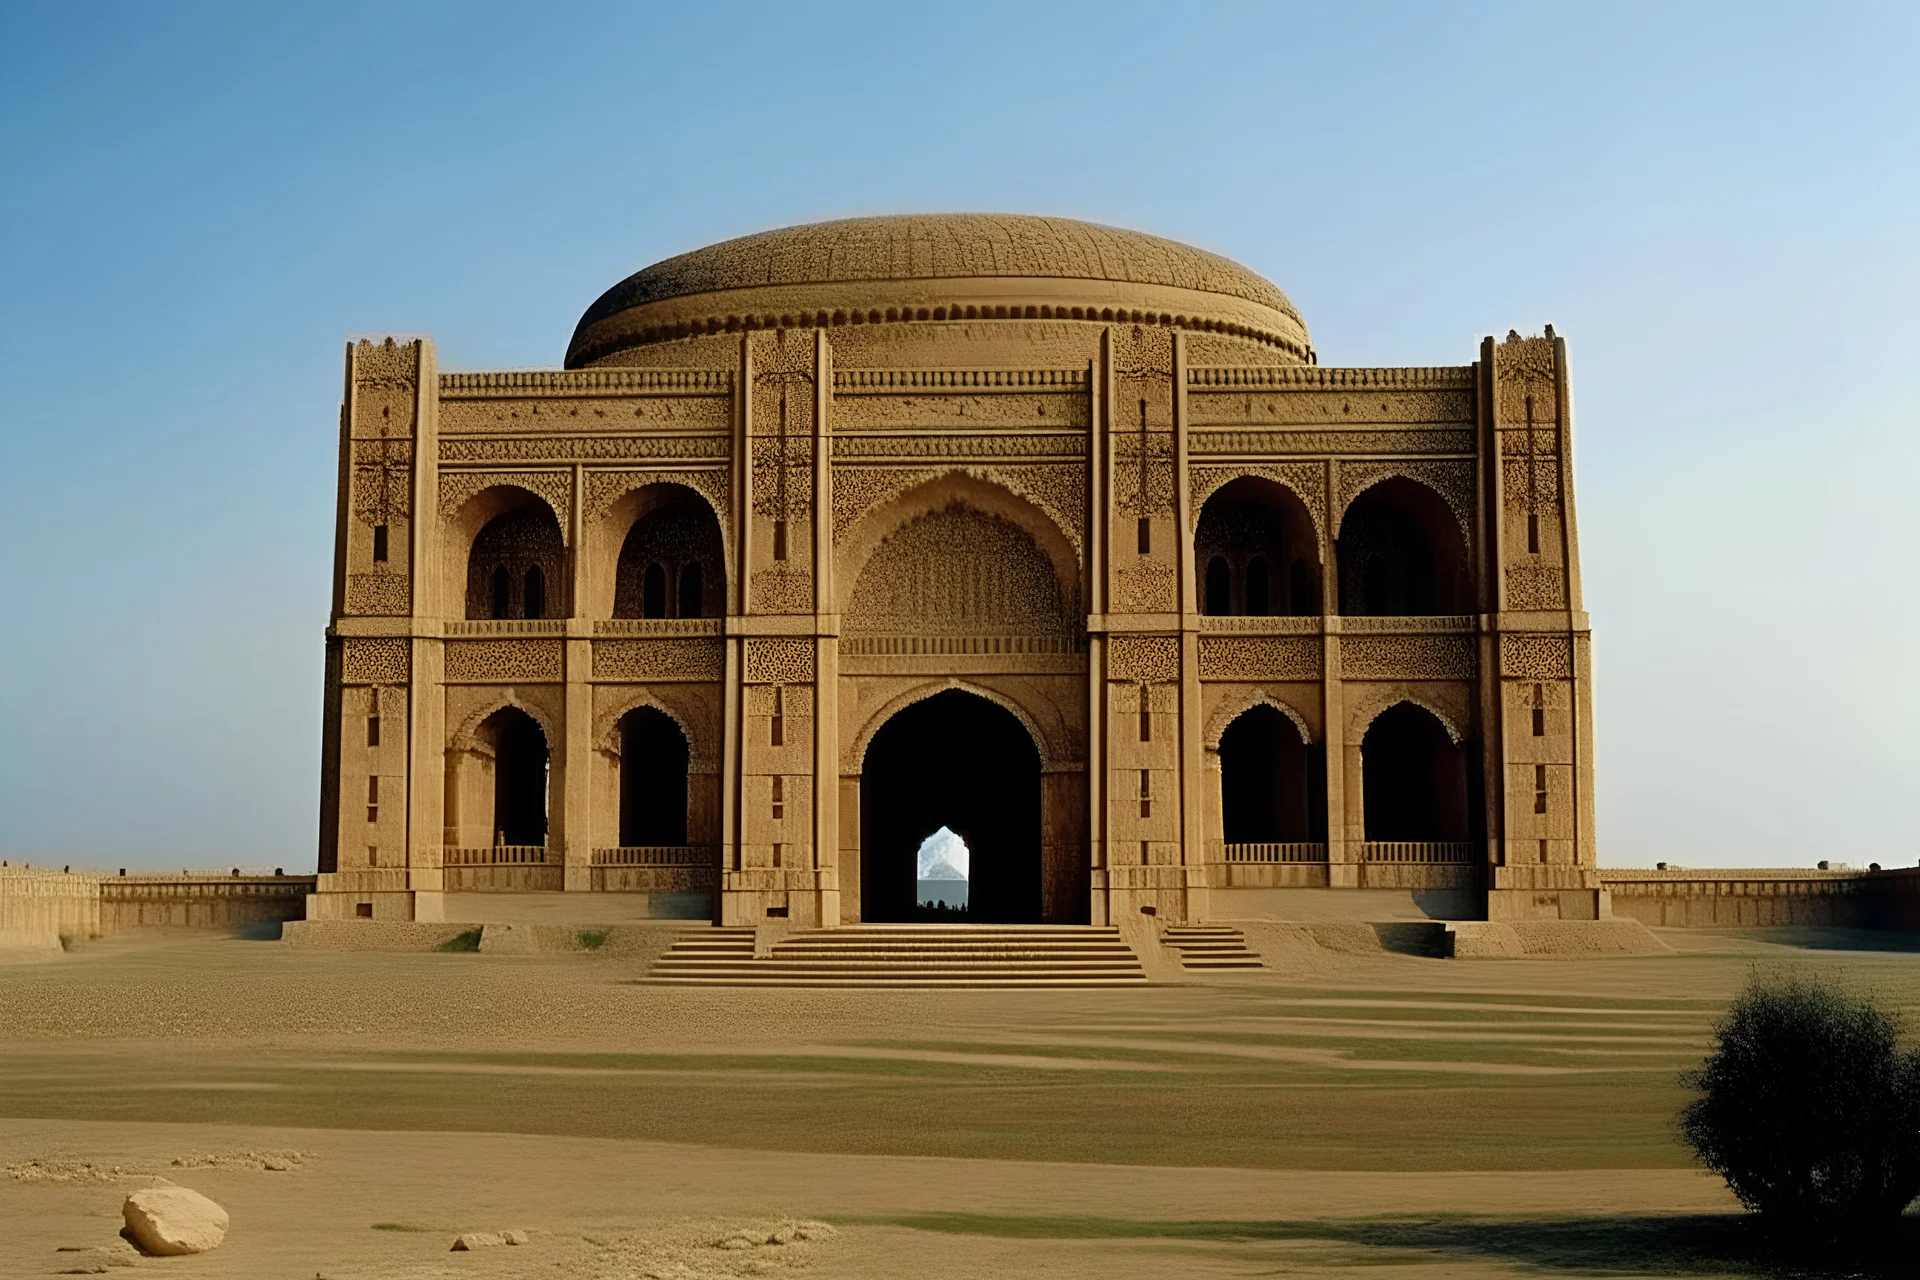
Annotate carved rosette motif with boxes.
[1198,637,1323,681]
[1499,634,1573,680]
[1340,635,1477,680]
[593,639,726,681]
[438,470,573,533]
[745,638,816,685]
[340,638,410,684]
[1334,459,1475,543]
[444,639,564,683]
[1107,635,1179,683]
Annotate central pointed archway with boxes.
[859,689,1042,923]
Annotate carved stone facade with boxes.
[316,216,1596,927]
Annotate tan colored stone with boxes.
[121,1184,228,1255]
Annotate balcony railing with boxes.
[1361,841,1478,864]
[592,618,724,637]
[1214,842,1329,863]
[591,846,718,867]
[840,633,1078,656]
[443,619,569,636]
[443,846,548,866]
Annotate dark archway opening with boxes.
[615,487,724,619]
[1195,476,1322,616]
[481,707,549,846]
[860,689,1041,923]
[468,504,566,620]
[1220,705,1326,844]
[1361,703,1474,842]
[619,707,689,847]
[1337,478,1467,616]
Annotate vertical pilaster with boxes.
[405,341,444,902]
[1322,458,1353,883]
[1087,346,1110,922]
[1475,338,1508,868]
[811,330,840,925]
[1173,333,1206,921]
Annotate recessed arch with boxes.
[445,485,569,621]
[449,689,562,755]
[1194,475,1322,617]
[588,481,730,619]
[1205,687,1315,749]
[1336,476,1470,616]
[1351,692,1467,746]
[1218,703,1326,845]
[1360,701,1473,843]
[592,686,716,774]
[849,678,1055,777]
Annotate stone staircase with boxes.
[1159,924,1266,971]
[646,924,1149,987]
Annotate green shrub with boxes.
[433,927,483,953]
[1680,974,1920,1236]
[577,927,611,950]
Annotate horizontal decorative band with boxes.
[839,633,1081,656]
[444,619,569,637]
[592,618,725,637]
[440,369,732,397]
[1190,366,1474,389]
[833,368,1087,391]
[1361,841,1479,864]
[591,846,719,867]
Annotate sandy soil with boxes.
[4,927,1918,1277]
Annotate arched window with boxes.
[523,565,544,620]
[678,562,703,619]
[1220,704,1325,844]
[643,563,666,618]
[1204,556,1231,616]
[1361,703,1473,842]
[1337,478,1468,616]
[490,565,511,620]
[1245,556,1270,616]
[619,707,689,847]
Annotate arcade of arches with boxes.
[318,214,1597,927]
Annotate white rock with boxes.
[450,1232,506,1250]
[122,1185,229,1256]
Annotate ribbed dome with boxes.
[566,214,1309,366]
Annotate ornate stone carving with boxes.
[1189,366,1475,390]
[346,571,411,617]
[750,567,814,614]
[439,470,572,531]
[1334,459,1474,542]
[444,639,564,683]
[341,638,410,684]
[440,369,732,396]
[1341,635,1476,680]
[831,433,1084,459]
[439,394,729,435]
[832,466,938,541]
[1113,562,1176,612]
[1189,463,1326,539]
[593,638,725,681]
[751,434,814,516]
[593,684,722,773]
[745,638,816,685]
[1192,428,1475,456]
[1505,565,1567,610]
[442,436,730,463]
[584,468,730,526]
[1198,636,1322,681]
[1500,634,1573,680]
[351,438,414,524]
[1107,635,1179,683]
[1113,431,1175,516]
[846,503,1072,636]
[1503,457,1561,503]
[984,464,1086,557]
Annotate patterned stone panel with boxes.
[346,571,411,617]
[341,639,410,684]
[438,470,573,531]
[1113,430,1175,517]
[1334,459,1475,541]
[1193,428,1474,455]
[832,466,939,540]
[593,638,726,681]
[584,468,730,527]
[1189,463,1326,539]
[351,340,418,436]
[745,638,816,685]
[751,433,814,516]
[438,395,729,434]
[1494,336,1558,426]
[1505,566,1568,610]
[351,439,414,521]
[1113,562,1176,612]
[750,568,814,614]
[830,389,1088,431]
[1502,458,1562,504]
[1500,634,1574,680]
[831,433,1083,460]
[1198,636,1322,681]
[1107,635,1179,683]
[846,504,1071,634]
[1341,635,1476,680]
[444,639,563,683]
[442,436,731,463]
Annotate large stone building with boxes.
[313,214,1597,928]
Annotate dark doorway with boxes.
[1361,703,1471,841]
[619,707,688,846]
[1336,478,1467,616]
[1220,705,1326,843]
[482,707,549,846]
[860,689,1041,922]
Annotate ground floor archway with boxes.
[859,689,1042,923]
[1360,703,1473,841]
[481,706,549,847]
[1220,704,1326,844]
[618,706,689,847]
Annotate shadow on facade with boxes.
[1220,705,1327,842]
[1361,703,1476,842]
[619,707,688,846]
[861,690,1041,923]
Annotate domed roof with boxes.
[566,214,1309,366]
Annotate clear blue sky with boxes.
[1,3,1913,869]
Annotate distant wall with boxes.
[1602,868,1920,929]
[96,875,317,933]
[0,867,101,951]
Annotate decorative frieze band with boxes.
[439,369,732,397]
[441,436,730,464]
[593,638,726,682]
[1341,635,1477,680]
[1199,636,1323,681]
[444,639,564,683]
[1499,634,1574,680]
[833,368,1087,390]
[1107,635,1180,683]
[1189,366,1475,389]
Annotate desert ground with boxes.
[6,926,1920,1277]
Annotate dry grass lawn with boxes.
[5,926,1920,1277]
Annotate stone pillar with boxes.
[810,329,840,927]
[1173,332,1207,923]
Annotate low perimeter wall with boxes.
[1602,867,1920,929]
[96,875,317,933]
[0,867,101,952]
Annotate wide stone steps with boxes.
[1160,924,1265,970]
[647,924,1149,987]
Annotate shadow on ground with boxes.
[849,1211,1920,1276]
